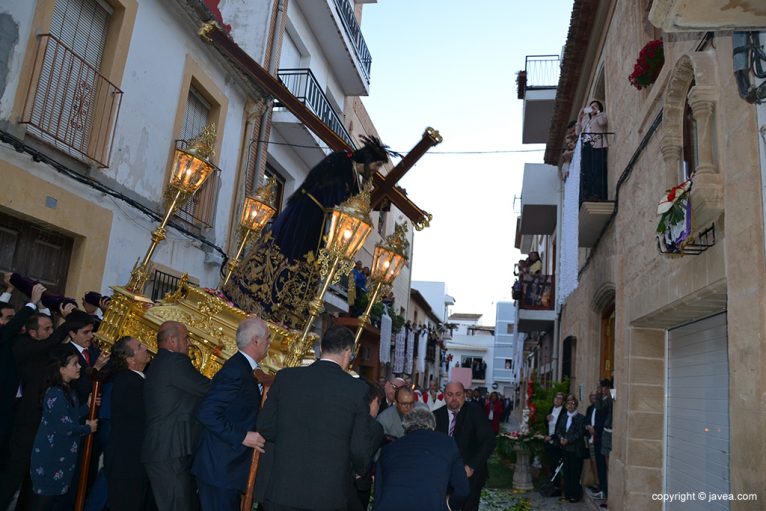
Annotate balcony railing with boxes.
[517,274,555,310]
[20,34,123,168]
[147,269,181,301]
[276,68,355,148]
[524,54,560,89]
[332,0,372,82]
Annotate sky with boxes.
[361,1,574,325]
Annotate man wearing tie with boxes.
[434,381,496,511]
[192,317,270,510]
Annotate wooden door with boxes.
[600,303,615,380]
[0,211,74,308]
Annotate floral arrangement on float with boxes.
[629,39,664,90]
[656,179,692,254]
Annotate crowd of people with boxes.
[0,272,512,511]
[542,380,614,507]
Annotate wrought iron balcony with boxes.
[517,274,555,311]
[20,34,123,168]
[332,0,372,82]
[276,68,355,148]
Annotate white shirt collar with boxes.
[319,357,342,367]
[69,341,87,355]
[130,369,145,379]
[239,350,259,371]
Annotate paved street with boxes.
[478,417,597,511]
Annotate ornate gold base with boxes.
[95,277,316,377]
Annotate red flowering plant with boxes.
[628,39,664,90]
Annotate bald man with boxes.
[434,381,496,511]
[142,321,210,511]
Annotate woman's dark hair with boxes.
[41,345,80,406]
[351,135,390,165]
[590,100,604,112]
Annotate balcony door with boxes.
[29,0,111,157]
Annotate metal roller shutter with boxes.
[666,313,730,510]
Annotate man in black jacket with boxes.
[105,336,152,511]
[257,326,374,511]
[0,282,46,466]
[434,381,496,511]
[142,321,210,511]
[0,311,55,510]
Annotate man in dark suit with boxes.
[62,311,109,403]
[105,335,152,511]
[544,392,567,480]
[0,282,46,466]
[0,311,56,510]
[192,317,270,511]
[375,407,469,511]
[434,381,496,511]
[257,326,373,511]
[142,321,210,511]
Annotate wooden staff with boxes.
[74,379,101,511]
[241,370,273,511]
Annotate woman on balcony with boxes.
[576,100,609,202]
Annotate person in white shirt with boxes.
[544,393,566,478]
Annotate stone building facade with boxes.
[541,1,766,509]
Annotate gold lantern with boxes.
[126,125,218,293]
[221,181,278,287]
[295,185,374,350]
[352,223,409,355]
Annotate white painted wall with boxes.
[0,0,260,293]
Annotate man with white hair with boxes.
[192,317,270,510]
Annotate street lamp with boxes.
[352,223,409,357]
[126,125,218,293]
[221,181,277,287]
[294,186,374,358]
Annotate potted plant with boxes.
[629,39,664,90]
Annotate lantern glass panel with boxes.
[240,197,276,231]
[170,149,215,193]
[327,210,372,259]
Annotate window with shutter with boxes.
[176,87,220,228]
[21,0,122,167]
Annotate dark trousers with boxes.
[461,474,486,511]
[545,442,563,475]
[145,456,199,511]
[0,423,36,510]
[580,144,608,202]
[198,481,241,511]
[562,450,584,502]
[594,437,608,498]
[108,474,153,511]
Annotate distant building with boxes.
[444,313,495,392]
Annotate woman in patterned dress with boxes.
[28,345,98,511]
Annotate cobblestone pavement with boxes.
[480,418,599,511]
[480,488,593,511]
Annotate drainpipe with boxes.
[252,0,286,184]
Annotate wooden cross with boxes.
[370,127,442,230]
